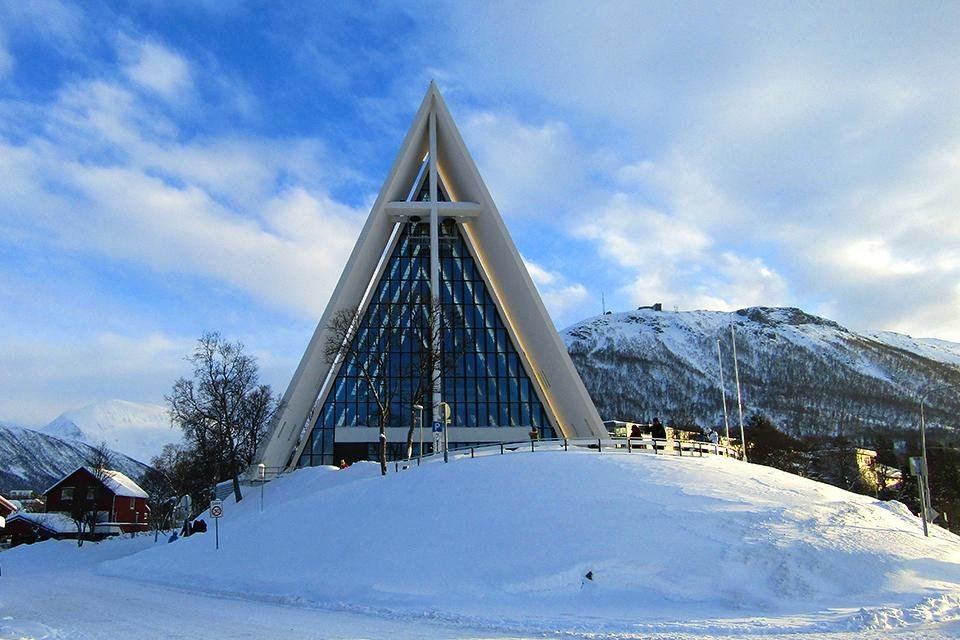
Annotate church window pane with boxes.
[296,220,553,467]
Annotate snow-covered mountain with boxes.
[563,306,960,437]
[40,399,179,464]
[0,424,149,493]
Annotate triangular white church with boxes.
[257,83,606,471]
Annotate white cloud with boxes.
[524,257,557,287]
[521,255,592,326]
[0,74,366,320]
[838,238,923,277]
[0,34,12,78]
[0,1,86,57]
[577,192,788,313]
[577,193,711,267]
[0,332,190,426]
[461,111,582,218]
[121,38,193,101]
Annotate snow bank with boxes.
[95,452,960,633]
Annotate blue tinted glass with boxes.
[297,221,554,466]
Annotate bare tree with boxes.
[325,307,403,475]
[324,297,465,474]
[68,442,114,547]
[403,302,465,460]
[167,333,280,503]
[139,467,176,541]
[87,441,114,474]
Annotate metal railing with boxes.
[390,436,741,473]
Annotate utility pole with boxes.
[716,339,731,440]
[731,322,747,462]
[917,382,958,535]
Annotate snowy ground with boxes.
[3,450,960,639]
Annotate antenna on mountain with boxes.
[730,321,748,462]
[601,291,606,315]
[716,339,731,440]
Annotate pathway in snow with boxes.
[1,568,510,640]
[3,569,960,639]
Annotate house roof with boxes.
[43,466,149,499]
[100,469,149,498]
[0,494,17,515]
[6,511,77,534]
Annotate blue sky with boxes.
[2,1,959,425]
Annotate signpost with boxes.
[909,456,935,536]
[431,421,442,457]
[257,463,265,513]
[210,499,223,549]
[438,401,451,462]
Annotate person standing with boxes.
[651,417,666,440]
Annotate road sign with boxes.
[909,457,926,477]
[432,421,443,433]
[210,499,223,519]
[927,507,940,523]
[438,402,451,423]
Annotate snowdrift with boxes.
[102,451,960,633]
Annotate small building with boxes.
[804,447,903,495]
[3,512,77,547]
[7,489,45,512]
[43,466,150,535]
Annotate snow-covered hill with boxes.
[0,424,149,493]
[563,306,960,436]
[5,450,958,637]
[41,399,179,464]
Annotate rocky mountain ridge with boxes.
[0,423,150,494]
[563,306,960,439]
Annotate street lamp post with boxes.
[257,463,265,513]
[414,404,424,463]
[918,382,959,536]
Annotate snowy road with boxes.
[2,569,514,640]
[4,569,960,639]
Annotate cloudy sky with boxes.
[2,1,958,426]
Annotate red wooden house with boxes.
[43,466,150,535]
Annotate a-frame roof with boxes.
[43,466,148,499]
[255,83,606,472]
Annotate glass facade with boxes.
[297,218,554,467]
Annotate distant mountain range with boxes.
[1,399,180,494]
[563,306,960,440]
[0,423,150,494]
[39,399,179,463]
